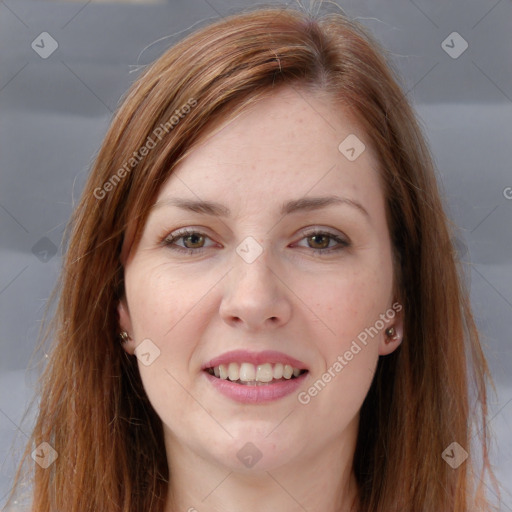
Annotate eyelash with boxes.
[162,228,350,256]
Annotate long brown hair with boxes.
[5,3,500,511]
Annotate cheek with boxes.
[123,264,214,421]
[307,263,392,346]
[305,252,392,411]
[296,267,385,425]
[125,261,218,340]
[122,264,195,390]
[296,256,392,404]
[123,260,229,397]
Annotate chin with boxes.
[209,428,304,473]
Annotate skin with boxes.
[118,86,403,512]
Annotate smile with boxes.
[201,349,309,403]
[206,362,307,385]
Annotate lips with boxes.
[202,350,309,403]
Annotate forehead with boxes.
[156,87,383,216]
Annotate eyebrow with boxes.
[152,195,369,219]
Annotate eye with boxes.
[294,229,350,254]
[163,229,217,254]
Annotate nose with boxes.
[219,245,293,331]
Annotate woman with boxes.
[5,3,500,511]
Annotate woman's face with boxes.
[119,86,402,473]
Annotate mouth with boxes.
[205,362,308,386]
[202,350,309,403]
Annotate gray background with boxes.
[0,0,511,509]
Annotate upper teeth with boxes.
[211,362,302,382]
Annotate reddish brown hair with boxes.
[5,3,500,511]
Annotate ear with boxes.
[378,300,404,356]
[118,298,136,355]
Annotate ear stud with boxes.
[385,327,397,343]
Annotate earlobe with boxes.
[117,299,135,355]
[378,303,404,356]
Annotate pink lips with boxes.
[201,349,309,404]
[203,371,307,404]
